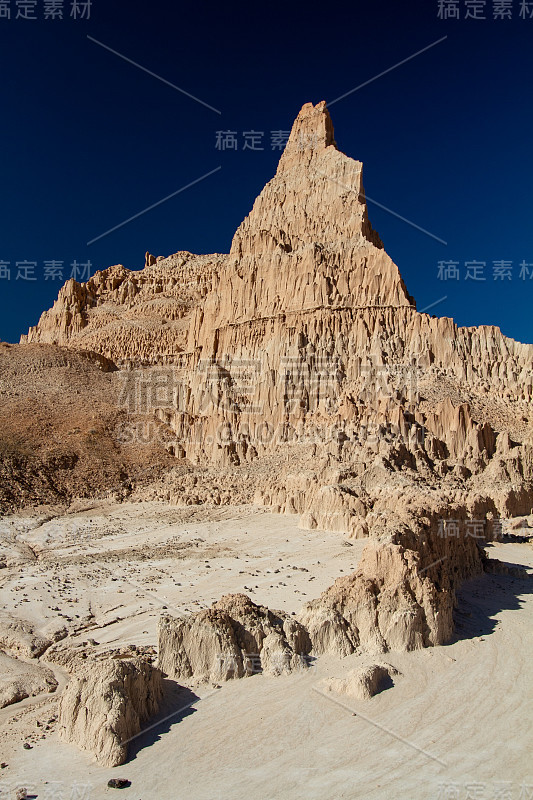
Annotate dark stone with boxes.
[107,779,131,789]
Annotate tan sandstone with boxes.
[57,654,163,767]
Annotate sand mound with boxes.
[0,652,58,708]
[0,614,52,659]
[323,663,399,700]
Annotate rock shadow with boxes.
[451,561,533,643]
[126,679,200,762]
[375,670,396,694]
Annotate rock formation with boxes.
[7,100,533,663]
[145,252,157,268]
[158,593,311,684]
[19,103,532,500]
[157,498,493,669]
[298,500,487,656]
[322,662,399,700]
[58,654,163,767]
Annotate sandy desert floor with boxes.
[0,502,532,799]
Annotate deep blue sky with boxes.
[1,0,532,344]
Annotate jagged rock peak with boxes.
[230,98,381,265]
[276,100,337,172]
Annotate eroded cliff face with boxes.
[7,102,532,776]
[14,101,533,664]
[16,100,533,517]
[21,253,221,365]
[21,103,532,473]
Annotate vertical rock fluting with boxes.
[18,102,533,513]
[15,100,533,667]
[17,102,533,538]
[21,102,533,419]
[298,504,487,656]
[58,656,163,767]
[158,594,311,684]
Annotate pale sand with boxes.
[0,504,532,799]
